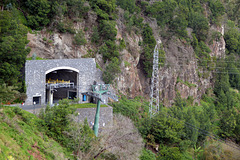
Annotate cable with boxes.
[158,56,240,63]
[158,63,240,75]
[124,98,240,151]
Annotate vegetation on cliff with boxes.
[1,0,240,159]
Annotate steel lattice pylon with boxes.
[149,44,160,115]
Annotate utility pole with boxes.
[82,83,118,137]
[149,43,160,116]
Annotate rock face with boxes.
[26,12,226,106]
[159,37,213,105]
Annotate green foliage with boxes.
[157,145,182,160]
[209,0,225,24]
[73,30,87,46]
[141,24,156,77]
[100,40,119,62]
[103,57,121,84]
[224,23,240,54]
[225,0,240,26]
[151,111,184,144]
[56,19,76,34]
[0,106,72,159]
[58,0,90,19]
[91,26,100,44]
[41,99,76,143]
[144,0,226,42]
[89,0,116,20]
[96,62,103,71]
[118,38,126,51]
[70,103,108,108]
[64,118,96,155]
[0,11,30,90]
[169,14,188,38]
[176,78,197,88]
[111,96,148,123]
[140,148,156,160]
[146,0,177,27]
[0,84,19,104]
[116,0,136,13]
[188,11,209,41]
[99,20,117,41]
[24,0,51,29]
[124,61,130,67]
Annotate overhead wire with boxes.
[126,98,240,151]
[157,56,240,75]
[158,56,240,63]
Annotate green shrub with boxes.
[47,40,53,43]
[157,146,182,160]
[141,24,156,77]
[188,12,209,41]
[119,38,126,51]
[103,57,121,84]
[140,149,156,160]
[91,26,100,44]
[100,20,117,41]
[57,20,75,34]
[42,99,76,143]
[100,40,119,62]
[24,0,51,29]
[116,0,136,13]
[73,30,87,46]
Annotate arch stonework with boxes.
[25,58,101,105]
[45,66,79,74]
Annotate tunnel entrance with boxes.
[45,69,78,104]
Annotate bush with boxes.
[24,0,51,29]
[103,57,121,84]
[41,99,76,143]
[73,30,87,46]
[140,149,156,160]
[116,0,136,13]
[157,146,182,160]
[141,24,156,77]
[91,26,100,44]
[100,20,117,41]
[188,12,209,41]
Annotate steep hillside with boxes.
[19,0,228,105]
[0,106,72,159]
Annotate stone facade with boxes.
[25,58,101,105]
[75,106,113,128]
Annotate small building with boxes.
[25,58,101,105]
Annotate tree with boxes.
[64,114,143,159]
[42,99,76,142]
[103,57,121,84]
[142,24,156,77]
[151,111,184,144]
[98,114,143,160]
[188,11,209,41]
[100,20,117,41]
[0,84,19,104]
[24,0,51,29]
[116,0,136,13]
[73,30,87,46]
[0,10,30,90]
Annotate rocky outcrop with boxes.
[26,11,226,106]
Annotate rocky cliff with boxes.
[26,9,226,106]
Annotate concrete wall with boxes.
[25,59,99,105]
[24,106,113,128]
[75,106,113,128]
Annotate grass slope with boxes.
[71,103,108,108]
[0,106,72,160]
